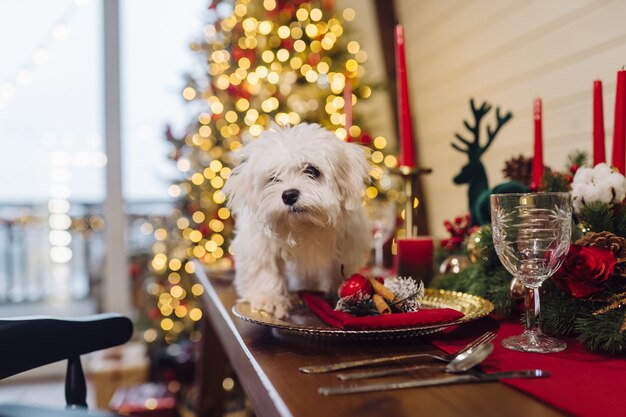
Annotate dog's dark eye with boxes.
[303,165,321,179]
[268,175,281,184]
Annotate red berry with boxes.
[454,216,463,225]
[570,164,579,174]
[338,274,372,298]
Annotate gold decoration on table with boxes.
[232,289,494,340]
[591,291,626,332]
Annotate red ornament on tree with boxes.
[338,273,372,298]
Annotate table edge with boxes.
[193,261,294,417]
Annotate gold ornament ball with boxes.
[466,227,487,263]
[439,254,472,274]
[577,222,591,234]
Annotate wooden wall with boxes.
[393,0,626,236]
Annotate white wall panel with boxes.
[395,0,626,236]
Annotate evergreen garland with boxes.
[433,197,626,354]
[575,308,626,354]
[435,144,626,353]
[577,202,616,234]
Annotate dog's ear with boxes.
[338,142,370,211]
[223,157,251,213]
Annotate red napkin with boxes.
[300,291,465,330]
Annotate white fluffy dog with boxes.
[223,123,372,318]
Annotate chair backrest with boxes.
[0,313,133,409]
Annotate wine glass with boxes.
[363,199,396,277]
[490,192,572,353]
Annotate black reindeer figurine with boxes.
[452,98,526,225]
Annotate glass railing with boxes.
[0,200,173,305]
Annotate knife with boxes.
[318,369,549,396]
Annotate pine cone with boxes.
[576,231,626,277]
[502,154,533,186]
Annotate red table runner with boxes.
[430,318,625,417]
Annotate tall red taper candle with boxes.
[612,70,626,174]
[344,76,352,142]
[532,98,544,187]
[593,80,606,166]
[395,24,416,168]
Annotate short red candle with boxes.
[532,98,544,187]
[344,76,352,142]
[593,80,606,166]
[612,70,626,174]
[395,24,416,168]
[395,237,434,285]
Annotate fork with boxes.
[298,331,496,374]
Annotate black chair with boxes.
[0,313,133,416]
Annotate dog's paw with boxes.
[247,294,293,319]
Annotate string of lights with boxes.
[0,0,87,111]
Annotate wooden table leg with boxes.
[194,314,228,417]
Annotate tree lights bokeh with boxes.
[145,0,399,345]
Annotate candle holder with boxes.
[392,165,434,285]
[391,165,432,237]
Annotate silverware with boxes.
[318,369,550,396]
[337,364,446,381]
[299,331,496,374]
[336,342,494,381]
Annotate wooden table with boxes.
[193,266,566,417]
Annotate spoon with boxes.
[336,342,494,381]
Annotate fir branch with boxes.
[577,202,615,233]
[541,167,571,192]
[335,293,377,316]
[540,282,581,336]
[575,308,626,354]
[614,205,626,238]
[567,150,589,169]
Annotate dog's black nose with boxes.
[282,189,300,205]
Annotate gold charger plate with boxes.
[232,289,493,340]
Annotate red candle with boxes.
[395,237,434,285]
[395,24,416,168]
[344,76,352,142]
[593,80,606,166]
[612,70,626,174]
[532,98,544,187]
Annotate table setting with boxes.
[171,14,626,416]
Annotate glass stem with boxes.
[374,239,384,268]
[524,286,541,334]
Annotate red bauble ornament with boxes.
[338,273,372,298]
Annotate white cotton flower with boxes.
[571,162,626,213]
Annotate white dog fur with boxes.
[223,123,372,318]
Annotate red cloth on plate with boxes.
[430,318,626,417]
[300,291,464,330]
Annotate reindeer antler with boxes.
[451,98,512,157]
[483,107,513,155]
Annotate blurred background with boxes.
[1,0,625,415]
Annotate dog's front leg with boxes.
[232,233,292,318]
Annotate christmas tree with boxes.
[142,0,398,346]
